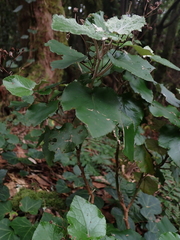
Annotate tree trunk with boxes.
[154,2,180,83]
[19,0,66,83]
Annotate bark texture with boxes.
[19,0,66,83]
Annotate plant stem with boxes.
[92,39,102,80]
[127,173,144,211]
[96,62,113,78]
[76,145,94,204]
[115,139,130,229]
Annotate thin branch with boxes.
[157,0,180,29]
[96,62,113,78]
[76,145,95,204]
[127,173,144,211]
[114,137,130,229]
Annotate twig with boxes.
[114,137,130,229]
[127,173,144,211]
[76,145,94,204]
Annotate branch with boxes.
[114,137,130,229]
[127,173,144,211]
[157,0,180,29]
[76,145,95,204]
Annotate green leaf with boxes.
[145,138,167,156]
[24,101,58,126]
[158,84,180,107]
[138,192,161,221]
[149,101,180,128]
[86,11,107,30]
[10,217,36,240]
[0,122,8,134]
[39,126,55,166]
[0,219,19,240]
[2,152,19,165]
[40,212,65,227]
[150,55,180,71]
[67,195,106,239]
[112,229,143,240]
[123,124,135,161]
[157,216,177,234]
[52,13,108,41]
[0,201,12,220]
[0,136,5,148]
[158,125,180,167]
[108,51,155,82]
[140,175,158,195]
[123,71,153,103]
[132,45,154,56]
[49,123,88,152]
[10,102,29,110]
[56,179,70,193]
[0,184,10,201]
[106,14,146,35]
[62,82,128,138]
[19,196,42,215]
[63,172,84,187]
[27,149,44,159]
[45,40,86,69]
[111,207,135,231]
[159,232,180,240]
[134,145,154,174]
[52,12,145,42]
[135,126,145,145]
[100,237,116,240]
[66,189,89,207]
[3,75,36,97]
[146,220,159,234]
[6,134,19,144]
[32,221,64,240]
[144,231,158,240]
[0,170,7,184]
[119,95,143,128]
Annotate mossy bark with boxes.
[19,0,67,83]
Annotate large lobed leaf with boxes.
[23,101,58,126]
[19,196,42,215]
[158,84,180,107]
[0,219,19,240]
[10,217,36,240]
[138,192,161,221]
[45,40,86,69]
[32,221,64,240]
[134,145,154,174]
[123,71,153,103]
[108,51,155,82]
[151,55,180,71]
[0,184,10,201]
[67,195,106,239]
[159,232,180,240]
[158,125,180,167]
[61,81,122,138]
[106,14,146,35]
[0,201,12,220]
[149,101,180,128]
[3,75,36,97]
[61,82,143,160]
[49,123,88,153]
[52,12,146,41]
[52,14,108,41]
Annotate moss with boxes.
[46,0,65,15]
[20,62,45,82]
[11,188,66,212]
